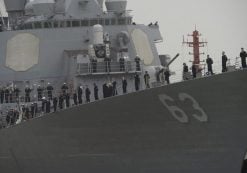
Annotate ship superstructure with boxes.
[0,0,163,98]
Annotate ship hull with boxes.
[1,70,247,173]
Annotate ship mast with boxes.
[183,27,207,71]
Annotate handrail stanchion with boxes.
[77,63,80,75]
[88,62,90,74]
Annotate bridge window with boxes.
[24,23,33,29]
[118,18,126,25]
[90,19,98,26]
[81,20,89,26]
[44,21,52,28]
[66,21,71,27]
[72,20,80,27]
[105,19,110,25]
[111,19,116,25]
[21,17,132,31]
[34,22,42,29]
[99,19,104,25]
[59,21,66,28]
[53,21,59,28]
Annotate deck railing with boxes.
[77,61,143,75]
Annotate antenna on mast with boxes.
[183,26,208,73]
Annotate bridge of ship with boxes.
[19,17,133,31]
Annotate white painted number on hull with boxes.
[178,93,208,122]
[158,93,208,123]
[158,94,188,123]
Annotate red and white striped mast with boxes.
[183,27,207,71]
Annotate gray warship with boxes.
[0,0,247,173]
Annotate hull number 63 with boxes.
[158,93,208,123]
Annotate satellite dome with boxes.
[105,0,127,12]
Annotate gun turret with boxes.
[167,53,180,67]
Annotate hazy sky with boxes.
[0,0,246,75]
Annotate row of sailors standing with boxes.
[46,69,146,113]
[36,80,127,114]
[37,83,54,101]
[0,79,126,128]
[0,86,20,104]
[206,48,247,73]
[119,55,142,72]
[90,55,142,73]
[0,70,169,107]
[4,109,19,126]
[183,48,247,79]
[182,55,214,80]
[0,83,54,104]
[0,71,148,106]
[0,72,169,128]
[38,74,154,114]
[1,104,38,127]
